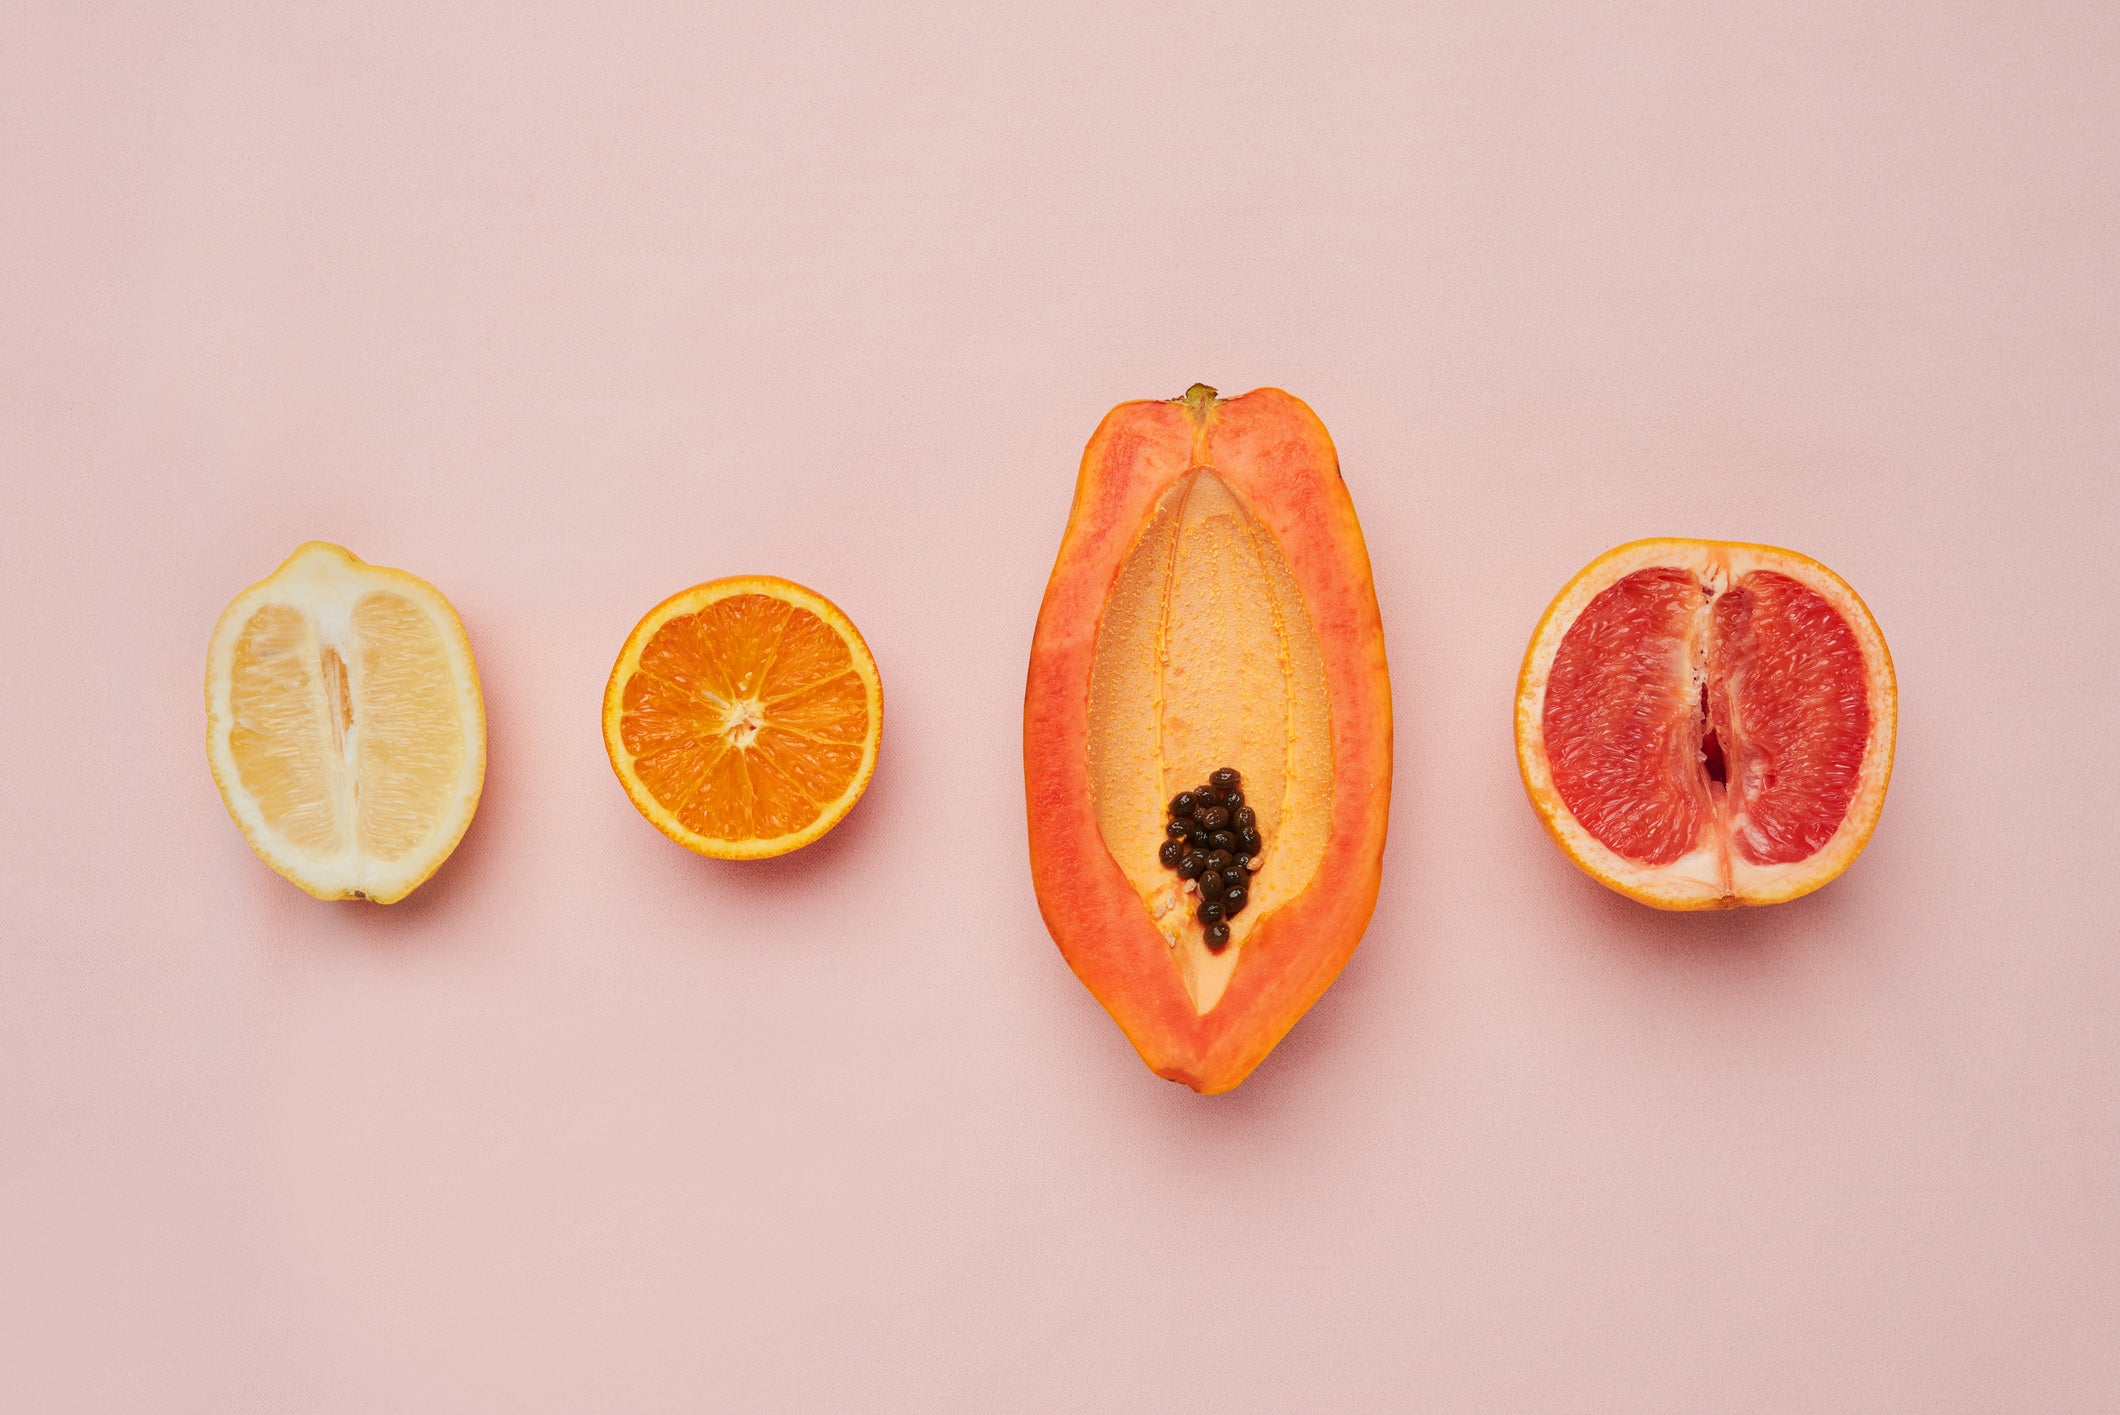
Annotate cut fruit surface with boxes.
[1085,464,1334,1014]
[603,576,882,860]
[1026,385,1392,1093]
[205,542,486,903]
[1515,539,1895,909]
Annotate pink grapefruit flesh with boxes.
[1517,540,1895,909]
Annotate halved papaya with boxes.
[1024,385,1392,1093]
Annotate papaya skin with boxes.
[1024,386,1392,1094]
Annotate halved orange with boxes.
[603,576,882,859]
[205,542,486,902]
[1515,539,1895,909]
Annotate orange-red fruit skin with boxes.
[1024,388,1392,1094]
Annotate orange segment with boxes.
[603,577,882,859]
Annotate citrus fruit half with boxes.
[1515,539,1895,909]
[205,542,486,903]
[603,576,882,859]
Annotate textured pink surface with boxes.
[4,3,2118,1410]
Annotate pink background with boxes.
[5,2,2118,1410]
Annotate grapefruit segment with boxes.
[1517,540,1895,909]
[1713,571,1873,866]
[1540,566,1709,868]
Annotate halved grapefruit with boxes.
[1515,539,1895,909]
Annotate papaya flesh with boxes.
[1024,386,1392,1093]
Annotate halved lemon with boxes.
[603,576,882,859]
[205,542,486,902]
